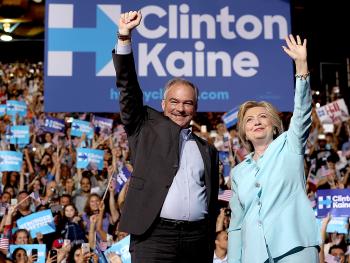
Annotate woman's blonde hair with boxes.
[237,101,284,153]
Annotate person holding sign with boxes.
[112,10,219,263]
[228,35,319,262]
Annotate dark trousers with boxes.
[130,217,211,263]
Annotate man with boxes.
[112,10,219,263]
[73,175,92,214]
[214,231,228,263]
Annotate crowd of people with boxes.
[0,50,350,262]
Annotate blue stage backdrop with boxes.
[45,0,293,113]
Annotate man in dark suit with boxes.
[112,10,219,263]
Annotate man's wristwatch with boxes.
[117,33,131,41]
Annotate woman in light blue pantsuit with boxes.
[227,34,320,263]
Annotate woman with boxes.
[228,35,319,262]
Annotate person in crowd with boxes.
[57,204,86,246]
[112,10,219,263]
[214,230,228,263]
[73,174,92,215]
[228,35,319,262]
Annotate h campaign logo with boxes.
[318,196,332,209]
[47,3,119,76]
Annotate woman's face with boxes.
[89,196,100,211]
[74,248,82,262]
[33,180,41,191]
[15,231,29,244]
[244,107,274,146]
[14,249,28,263]
[64,205,75,219]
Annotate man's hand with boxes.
[118,11,142,35]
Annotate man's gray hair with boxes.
[163,78,199,106]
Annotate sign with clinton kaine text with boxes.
[6,100,27,117]
[92,115,113,135]
[104,235,131,263]
[317,189,350,218]
[0,151,23,172]
[17,209,56,238]
[45,0,293,113]
[10,244,46,263]
[70,119,94,139]
[7,126,30,145]
[76,148,104,170]
[43,116,65,133]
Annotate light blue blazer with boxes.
[227,77,320,263]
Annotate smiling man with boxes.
[112,10,219,263]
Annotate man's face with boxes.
[162,84,196,128]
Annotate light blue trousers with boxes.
[267,246,319,263]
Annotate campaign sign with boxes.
[316,99,349,124]
[77,148,104,170]
[45,0,293,113]
[10,244,46,263]
[0,104,6,116]
[104,235,131,263]
[0,151,23,172]
[219,151,231,177]
[326,217,349,234]
[8,126,30,145]
[6,100,27,117]
[114,166,132,193]
[43,116,65,133]
[17,209,56,238]
[70,119,94,139]
[222,107,239,129]
[93,115,113,135]
[317,189,350,218]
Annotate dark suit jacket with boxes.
[112,51,219,243]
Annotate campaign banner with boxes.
[43,116,65,133]
[0,151,23,172]
[104,235,131,263]
[70,119,94,139]
[45,0,293,113]
[8,126,30,145]
[93,115,113,135]
[316,99,349,124]
[16,209,56,238]
[222,107,239,128]
[76,148,104,170]
[6,100,27,117]
[326,217,349,234]
[317,189,350,218]
[219,151,231,177]
[114,166,132,193]
[10,244,46,263]
[0,104,6,116]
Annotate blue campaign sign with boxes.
[0,104,6,116]
[114,166,132,193]
[326,217,349,234]
[93,115,113,135]
[43,116,65,133]
[317,189,350,218]
[17,209,56,238]
[45,0,293,113]
[6,100,27,117]
[0,151,23,172]
[10,244,46,263]
[218,151,231,177]
[77,148,104,170]
[222,107,239,129]
[8,126,30,145]
[70,119,94,139]
[104,235,131,263]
